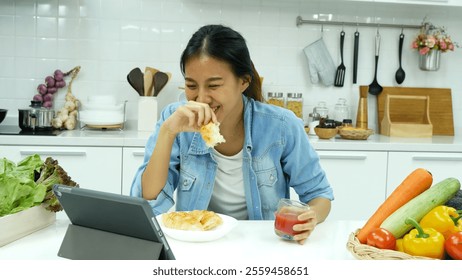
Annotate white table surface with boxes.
[0,212,363,260]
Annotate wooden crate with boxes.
[381,95,433,138]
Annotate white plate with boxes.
[157,212,238,242]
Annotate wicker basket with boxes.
[346,230,434,260]
[338,127,374,140]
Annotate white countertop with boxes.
[0,213,362,260]
[1,122,462,152]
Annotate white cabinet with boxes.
[122,147,145,195]
[387,152,462,197]
[317,150,388,221]
[0,145,123,194]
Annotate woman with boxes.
[131,24,333,244]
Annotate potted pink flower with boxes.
[412,23,456,71]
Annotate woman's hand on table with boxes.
[293,209,318,245]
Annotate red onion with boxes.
[37,84,47,95]
[45,76,55,87]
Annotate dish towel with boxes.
[303,38,336,86]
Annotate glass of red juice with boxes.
[274,199,310,240]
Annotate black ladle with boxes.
[395,32,406,84]
[369,31,383,95]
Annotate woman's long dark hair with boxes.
[180,25,263,102]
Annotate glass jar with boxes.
[333,98,350,123]
[267,92,284,108]
[286,93,303,119]
[342,119,353,127]
[314,101,329,119]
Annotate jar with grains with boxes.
[286,92,303,119]
[267,92,284,108]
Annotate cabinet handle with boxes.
[412,155,462,162]
[319,154,367,160]
[20,150,87,157]
[132,151,145,157]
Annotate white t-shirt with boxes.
[208,148,248,220]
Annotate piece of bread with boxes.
[200,122,226,148]
[162,210,223,231]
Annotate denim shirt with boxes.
[130,96,334,220]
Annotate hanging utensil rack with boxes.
[296,16,422,30]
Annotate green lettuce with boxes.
[0,155,46,217]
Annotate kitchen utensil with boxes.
[353,30,359,84]
[127,68,144,96]
[334,31,346,87]
[18,101,55,131]
[153,71,169,97]
[368,31,383,95]
[144,70,154,97]
[395,31,406,84]
[371,85,454,136]
[145,67,159,96]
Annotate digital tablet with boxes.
[53,184,175,260]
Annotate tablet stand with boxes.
[58,224,165,260]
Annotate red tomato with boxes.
[445,231,462,260]
[366,228,397,250]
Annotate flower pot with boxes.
[419,50,440,71]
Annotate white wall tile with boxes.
[58,18,79,39]
[0,58,15,77]
[15,15,36,37]
[57,38,79,59]
[0,36,15,56]
[0,15,15,36]
[100,20,120,40]
[58,0,80,18]
[15,0,36,16]
[0,0,15,15]
[37,16,58,38]
[15,37,37,57]
[37,0,58,17]
[36,37,57,58]
[101,0,122,19]
[80,0,101,18]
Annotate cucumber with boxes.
[380,177,460,239]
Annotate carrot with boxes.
[356,168,433,244]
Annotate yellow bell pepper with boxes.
[403,218,445,259]
[420,205,462,239]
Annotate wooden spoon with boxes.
[153,71,170,97]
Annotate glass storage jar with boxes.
[267,92,284,108]
[286,92,303,119]
[333,98,350,123]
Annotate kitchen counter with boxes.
[1,122,462,152]
[0,212,362,260]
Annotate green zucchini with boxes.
[380,177,460,239]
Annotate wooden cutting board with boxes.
[365,86,454,136]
